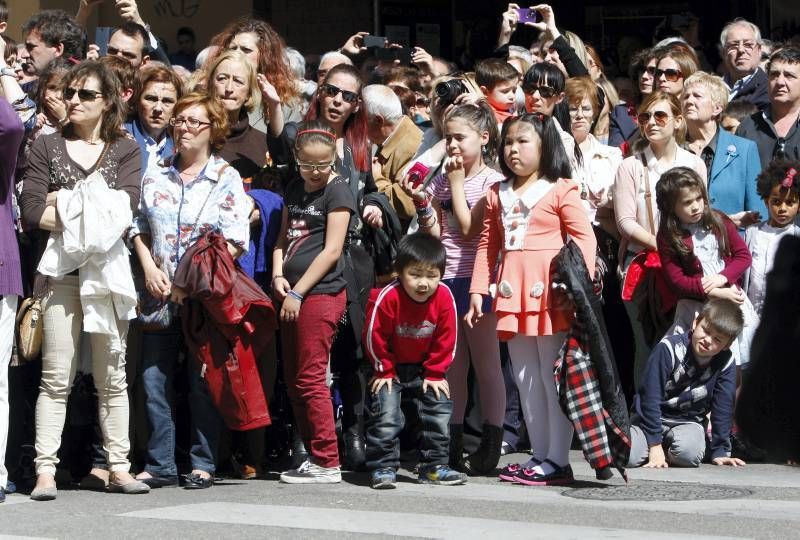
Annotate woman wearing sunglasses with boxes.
[654,46,699,97]
[629,48,659,110]
[19,61,147,500]
[613,90,706,387]
[130,93,250,491]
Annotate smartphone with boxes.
[363,35,387,49]
[516,8,542,24]
[407,162,430,188]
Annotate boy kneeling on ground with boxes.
[364,233,467,489]
[628,298,747,468]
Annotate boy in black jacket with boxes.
[627,299,746,468]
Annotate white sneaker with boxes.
[279,459,342,484]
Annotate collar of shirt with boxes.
[643,145,697,175]
[166,154,227,185]
[130,118,168,151]
[725,69,757,98]
[377,116,421,163]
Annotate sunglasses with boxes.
[637,111,672,126]
[655,68,684,82]
[63,88,103,101]
[319,83,359,104]
[522,84,557,98]
[641,66,657,77]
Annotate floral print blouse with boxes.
[130,154,250,279]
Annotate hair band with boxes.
[296,129,336,140]
[782,167,798,189]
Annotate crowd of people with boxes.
[0,0,798,501]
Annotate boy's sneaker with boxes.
[370,468,397,489]
[418,465,467,486]
[279,459,342,484]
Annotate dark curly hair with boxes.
[756,159,800,200]
[22,10,83,63]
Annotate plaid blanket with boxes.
[552,240,631,481]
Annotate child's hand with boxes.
[708,285,745,305]
[712,456,746,467]
[702,274,728,294]
[643,445,669,468]
[280,294,301,322]
[444,156,466,184]
[465,293,484,328]
[423,378,450,400]
[370,376,394,395]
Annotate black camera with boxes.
[435,79,468,108]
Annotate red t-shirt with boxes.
[363,280,457,380]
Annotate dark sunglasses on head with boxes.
[63,87,103,101]
[637,110,672,126]
[655,68,683,82]
[522,84,557,98]
[319,83,359,104]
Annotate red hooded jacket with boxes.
[173,232,277,430]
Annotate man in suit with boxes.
[363,85,423,227]
[721,19,769,112]
[682,71,765,224]
[737,47,800,170]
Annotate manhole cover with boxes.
[562,483,753,501]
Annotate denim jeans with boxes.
[365,365,453,471]
[141,325,221,476]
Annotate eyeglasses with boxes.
[415,94,430,107]
[655,68,684,82]
[296,160,335,173]
[569,105,593,118]
[63,88,104,101]
[725,40,758,53]
[637,111,672,126]
[522,84,557,98]
[169,116,212,129]
[641,66,657,77]
[319,83,359,104]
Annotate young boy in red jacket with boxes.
[363,233,466,489]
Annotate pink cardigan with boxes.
[614,150,707,253]
[656,212,752,300]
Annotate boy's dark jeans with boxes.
[365,365,452,471]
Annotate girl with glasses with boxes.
[19,60,147,500]
[655,46,700,97]
[613,91,706,388]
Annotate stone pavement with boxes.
[0,450,799,539]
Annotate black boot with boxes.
[463,423,503,475]
[342,416,366,471]
[449,424,464,470]
[290,427,309,469]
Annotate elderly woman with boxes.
[19,61,147,500]
[681,71,765,224]
[205,49,281,181]
[613,90,707,388]
[130,93,250,490]
[210,17,300,127]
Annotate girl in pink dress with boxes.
[467,113,596,486]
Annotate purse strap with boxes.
[639,153,656,237]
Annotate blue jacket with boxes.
[633,332,735,459]
[124,119,174,176]
[708,128,766,219]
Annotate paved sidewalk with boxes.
[0,451,798,539]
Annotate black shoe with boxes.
[342,431,366,471]
[182,473,214,489]
[141,474,179,488]
[463,424,504,476]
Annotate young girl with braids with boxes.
[466,113,596,486]
[402,101,505,475]
[272,121,356,484]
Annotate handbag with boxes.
[136,168,222,330]
[16,296,43,362]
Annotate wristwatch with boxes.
[0,67,16,78]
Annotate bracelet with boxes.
[287,290,304,302]
[272,275,284,281]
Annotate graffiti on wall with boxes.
[154,0,200,18]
